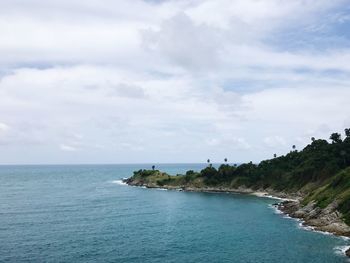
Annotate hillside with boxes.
[125,129,350,237]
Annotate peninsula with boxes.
[124,130,350,256]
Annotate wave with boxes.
[268,204,283,215]
[297,222,316,232]
[111,180,128,186]
[334,246,350,258]
[271,203,350,258]
[253,192,296,202]
[111,179,150,189]
[263,195,293,201]
[270,204,336,236]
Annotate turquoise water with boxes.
[0,164,349,262]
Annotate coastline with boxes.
[123,178,301,200]
[123,178,350,257]
[276,200,350,237]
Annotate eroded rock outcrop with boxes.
[278,200,350,237]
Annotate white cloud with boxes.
[142,13,224,70]
[0,0,349,164]
[264,136,287,148]
[0,122,10,132]
[109,83,146,99]
[60,144,78,152]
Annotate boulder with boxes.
[345,248,350,257]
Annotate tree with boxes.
[186,170,195,176]
[207,159,212,168]
[330,133,342,144]
[274,154,277,158]
[292,145,296,150]
[224,158,228,163]
[152,165,155,170]
[311,137,315,142]
[345,128,350,138]
[340,150,347,166]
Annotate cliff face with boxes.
[278,200,350,236]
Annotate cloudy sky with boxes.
[1,0,350,164]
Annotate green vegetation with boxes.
[301,168,350,224]
[129,129,350,223]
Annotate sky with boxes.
[1,0,350,164]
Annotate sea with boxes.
[0,164,349,262]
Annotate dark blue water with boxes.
[0,164,349,262]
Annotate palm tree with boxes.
[224,158,228,163]
[292,145,296,150]
[330,133,342,143]
[274,153,277,158]
[345,129,350,139]
[311,137,315,142]
[152,165,155,170]
[207,159,212,168]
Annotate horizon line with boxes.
[0,162,242,166]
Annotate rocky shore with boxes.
[276,200,350,257]
[123,177,299,199]
[277,200,350,237]
[124,177,350,257]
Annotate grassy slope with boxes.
[302,168,350,224]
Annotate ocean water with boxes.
[0,164,349,263]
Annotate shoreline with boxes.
[276,200,350,237]
[122,179,350,257]
[123,179,301,200]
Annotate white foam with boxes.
[254,192,297,202]
[318,230,333,236]
[265,195,292,201]
[268,204,284,215]
[334,246,350,258]
[269,200,350,258]
[156,188,168,191]
[296,220,337,236]
[270,204,331,235]
[298,222,315,231]
[111,180,127,186]
[269,203,344,239]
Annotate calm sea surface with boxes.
[0,164,349,262]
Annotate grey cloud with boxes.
[109,83,146,99]
[0,1,350,164]
[142,13,223,70]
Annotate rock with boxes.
[278,200,300,216]
[345,248,350,257]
